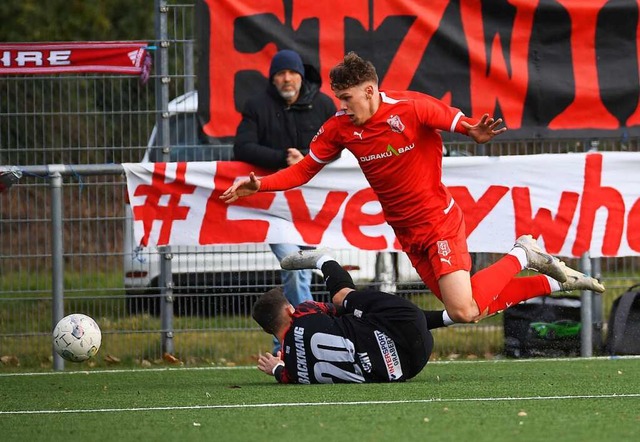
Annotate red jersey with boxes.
[260,90,472,229]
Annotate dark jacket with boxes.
[233,64,336,170]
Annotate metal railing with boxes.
[1,158,629,370]
[1,0,639,371]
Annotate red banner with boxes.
[197,0,640,140]
[0,41,151,78]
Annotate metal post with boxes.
[580,253,593,357]
[155,0,174,355]
[581,139,601,355]
[591,257,603,353]
[155,1,171,163]
[185,40,195,93]
[49,168,65,370]
[159,247,174,355]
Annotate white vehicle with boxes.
[123,92,421,315]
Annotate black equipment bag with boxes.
[503,296,582,358]
[604,284,640,355]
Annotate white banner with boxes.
[123,151,640,258]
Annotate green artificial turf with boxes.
[1,358,639,442]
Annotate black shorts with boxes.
[343,290,434,379]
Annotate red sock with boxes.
[470,254,522,313]
[486,275,551,315]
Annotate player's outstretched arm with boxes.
[461,113,507,144]
[257,351,284,376]
[220,172,261,203]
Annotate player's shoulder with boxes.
[379,90,421,112]
[381,89,436,105]
[316,111,347,135]
[294,301,337,318]
[294,300,324,315]
[382,90,453,116]
[332,109,349,120]
[382,90,424,100]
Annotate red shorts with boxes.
[393,203,472,300]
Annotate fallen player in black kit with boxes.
[252,250,447,383]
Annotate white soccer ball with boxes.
[52,314,102,362]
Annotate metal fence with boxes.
[1,1,639,371]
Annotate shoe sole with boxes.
[280,250,325,270]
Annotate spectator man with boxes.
[233,49,336,352]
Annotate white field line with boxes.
[1,393,639,415]
[1,355,639,377]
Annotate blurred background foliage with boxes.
[0,0,155,42]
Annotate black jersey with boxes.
[276,292,431,384]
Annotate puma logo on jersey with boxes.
[440,257,452,266]
[353,130,364,140]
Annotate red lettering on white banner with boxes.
[200,162,275,244]
[123,153,640,258]
[132,163,196,246]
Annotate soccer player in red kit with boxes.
[222,52,604,325]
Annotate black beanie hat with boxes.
[269,50,305,79]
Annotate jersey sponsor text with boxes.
[359,143,415,163]
[374,330,403,380]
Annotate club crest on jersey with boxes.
[312,125,325,143]
[437,240,451,257]
[387,114,405,133]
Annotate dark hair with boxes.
[329,52,378,91]
[252,287,289,335]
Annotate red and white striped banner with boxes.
[123,152,640,258]
[0,41,151,76]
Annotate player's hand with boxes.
[286,148,304,166]
[462,113,507,144]
[219,172,261,203]
[257,351,283,375]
